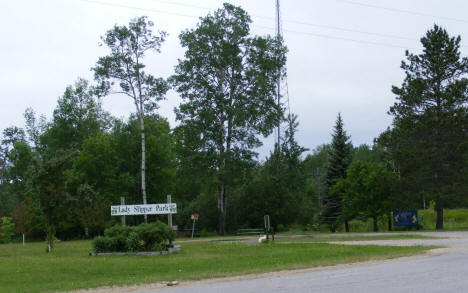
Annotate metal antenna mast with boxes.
[275,0,281,151]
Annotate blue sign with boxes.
[393,210,418,226]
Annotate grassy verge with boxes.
[275,234,440,243]
[1,240,433,293]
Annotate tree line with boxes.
[1,3,467,245]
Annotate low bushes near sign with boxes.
[92,221,175,253]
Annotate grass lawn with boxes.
[275,234,441,243]
[0,239,433,293]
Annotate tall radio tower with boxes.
[275,0,281,151]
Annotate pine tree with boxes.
[387,25,468,229]
[321,113,352,232]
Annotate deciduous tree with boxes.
[93,17,169,223]
[336,162,395,232]
[171,3,287,235]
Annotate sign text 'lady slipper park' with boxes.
[111,204,177,216]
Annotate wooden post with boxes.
[120,197,126,226]
[167,195,172,229]
[191,219,196,239]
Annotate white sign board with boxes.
[111,203,177,216]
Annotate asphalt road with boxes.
[133,232,468,293]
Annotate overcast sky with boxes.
[1,0,467,158]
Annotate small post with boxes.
[264,215,270,240]
[120,197,126,226]
[191,219,196,239]
[190,214,199,239]
[167,195,172,229]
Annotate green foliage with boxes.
[125,232,143,252]
[233,115,310,230]
[93,16,168,111]
[276,224,286,232]
[42,79,108,152]
[384,25,468,229]
[0,217,15,243]
[93,16,170,221]
[137,221,175,251]
[93,221,175,253]
[419,209,468,230]
[92,236,118,253]
[321,113,352,231]
[171,3,287,235]
[11,197,35,243]
[352,144,383,164]
[337,162,396,231]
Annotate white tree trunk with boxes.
[139,112,148,223]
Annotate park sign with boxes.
[393,209,418,227]
[111,203,177,216]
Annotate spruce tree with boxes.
[321,113,352,232]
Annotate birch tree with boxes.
[171,3,287,235]
[93,17,169,222]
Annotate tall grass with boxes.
[419,209,468,230]
[313,209,468,233]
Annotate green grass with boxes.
[309,209,468,232]
[275,234,440,243]
[0,240,433,293]
[419,209,468,230]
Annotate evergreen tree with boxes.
[321,113,352,232]
[386,25,468,229]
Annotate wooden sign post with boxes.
[167,195,173,229]
[190,214,199,239]
[120,197,126,226]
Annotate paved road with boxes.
[133,232,468,293]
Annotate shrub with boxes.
[126,232,143,252]
[137,221,175,251]
[0,217,15,243]
[92,221,175,253]
[93,236,117,253]
[103,225,133,238]
[276,224,287,232]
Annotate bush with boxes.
[126,232,143,252]
[276,224,287,232]
[93,236,117,253]
[92,221,175,253]
[103,225,133,238]
[0,217,15,244]
[137,221,175,251]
